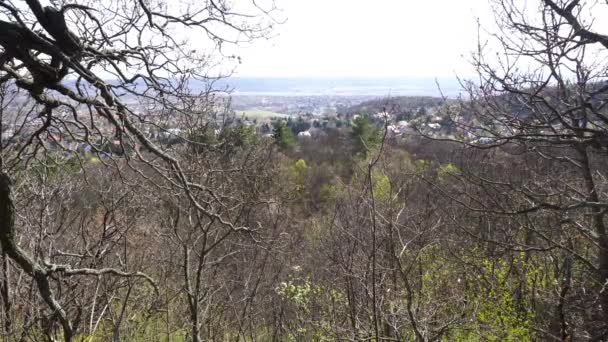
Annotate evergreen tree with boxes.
[273,120,296,150]
[351,116,381,157]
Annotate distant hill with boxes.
[338,96,448,117]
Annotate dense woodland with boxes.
[0,0,608,341]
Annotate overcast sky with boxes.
[234,0,494,78]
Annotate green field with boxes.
[238,110,290,119]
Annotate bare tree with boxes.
[0,0,277,340]
[425,0,608,338]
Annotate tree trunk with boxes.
[0,251,11,336]
[578,147,608,323]
[0,172,74,341]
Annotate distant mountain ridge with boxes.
[214,77,463,97]
[49,76,463,98]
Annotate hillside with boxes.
[337,96,448,117]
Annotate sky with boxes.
[234,0,494,78]
[30,0,608,80]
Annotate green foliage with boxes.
[319,181,344,203]
[371,170,391,201]
[189,123,258,156]
[389,244,467,340]
[351,116,381,157]
[30,153,83,181]
[414,159,430,173]
[288,116,312,135]
[273,120,296,150]
[188,124,218,147]
[438,162,461,180]
[220,124,258,149]
[74,314,188,342]
[449,254,538,341]
[276,275,339,341]
[277,277,320,312]
[289,159,308,192]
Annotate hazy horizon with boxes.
[216,76,465,97]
